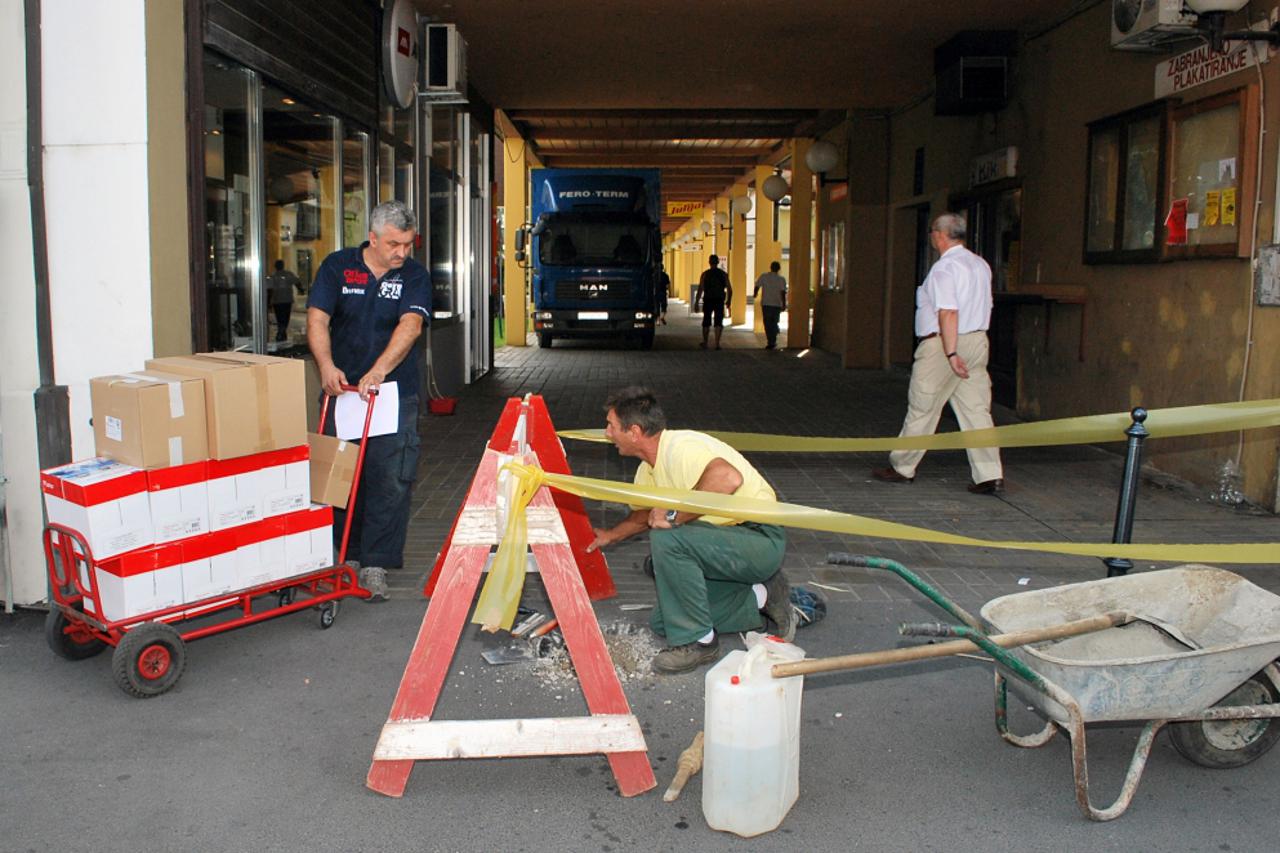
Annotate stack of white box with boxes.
[41,355,336,623]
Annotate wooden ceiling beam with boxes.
[507,108,816,122]
[528,125,795,141]
[538,154,763,167]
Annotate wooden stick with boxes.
[663,731,705,803]
[772,611,1131,679]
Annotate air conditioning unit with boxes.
[422,23,467,102]
[1111,0,1199,51]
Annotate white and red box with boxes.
[283,504,334,579]
[41,458,153,560]
[206,454,267,532]
[84,541,185,622]
[147,461,210,544]
[234,515,287,589]
[259,445,311,518]
[180,528,239,603]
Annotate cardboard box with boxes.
[41,458,152,560]
[283,504,334,580]
[147,461,210,544]
[206,453,266,532]
[259,445,311,518]
[85,541,185,622]
[90,371,208,469]
[146,352,306,460]
[307,433,357,509]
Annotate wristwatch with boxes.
[665,509,679,525]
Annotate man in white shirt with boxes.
[871,213,1004,494]
[753,261,788,349]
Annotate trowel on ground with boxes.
[481,615,560,665]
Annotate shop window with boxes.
[202,56,255,352]
[1165,86,1258,259]
[430,162,457,320]
[821,221,845,291]
[1084,102,1169,264]
[343,130,370,247]
[262,84,336,353]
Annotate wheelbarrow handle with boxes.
[899,622,957,638]
[825,553,981,630]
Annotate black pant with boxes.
[762,305,782,347]
[702,300,725,328]
[273,302,292,341]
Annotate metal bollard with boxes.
[1102,407,1148,577]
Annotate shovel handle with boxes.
[772,611,1130,678]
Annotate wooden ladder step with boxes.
[374,714,646,760]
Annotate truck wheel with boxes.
[111,622,186,698]
[639,329,655,350]
[45,607,107,660]
[537,333,553,348]
[1169,671,1280,768]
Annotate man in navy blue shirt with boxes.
[307,200,431,601]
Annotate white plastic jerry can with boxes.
[702,632,805,837]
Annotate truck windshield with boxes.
[539,217,649,266]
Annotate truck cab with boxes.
[521,169,660,349]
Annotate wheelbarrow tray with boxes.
[980,566,1280,723]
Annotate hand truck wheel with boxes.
[278,587,296,607]
[111,622,187,698]
[45,606,107,660]
[317,600,339,629]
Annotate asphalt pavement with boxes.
[3,302,1278,852]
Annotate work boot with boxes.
[358,566,389,602]
[761,570,795,642]
[652,636,721,674]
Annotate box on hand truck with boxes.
[43,384,383,697]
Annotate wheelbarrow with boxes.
[777,555,1280,821]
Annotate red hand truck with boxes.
[43,383,381,697]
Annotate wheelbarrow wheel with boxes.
[45,607,107,660]
[1169,672,1280,768]
[111,622,186,698]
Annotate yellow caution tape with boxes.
[501,463,1280,565]
[471,469,540,632]
[557,398,1280,452]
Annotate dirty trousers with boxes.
[648,521,786,647]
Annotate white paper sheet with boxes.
[334,381,398,440]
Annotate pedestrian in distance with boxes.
[656,265,670,325]
[753,260,787,350]
[871,212,1004,494]
[306,200,432,600]
[267,259,304,343]
[587,386,794,674]
[698,255,732,350]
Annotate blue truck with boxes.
[517,168,661,349]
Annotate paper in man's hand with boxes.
[334,380,399,440]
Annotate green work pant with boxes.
[648,521,787,646]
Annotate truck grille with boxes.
[555,279,629,302]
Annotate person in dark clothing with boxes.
[306,200,431,601]
[698,255,732,350]
[267,260,304,342]
[656,266,670,325]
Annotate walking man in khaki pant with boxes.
[872,212,1004,494]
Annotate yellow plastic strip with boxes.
[471,470,543,632]
[558,398,1280,452]
[504,463,1280,565]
